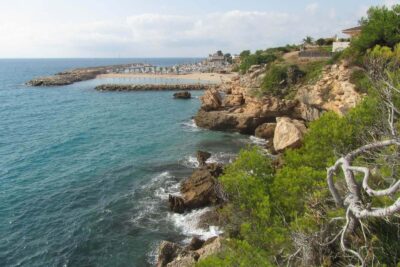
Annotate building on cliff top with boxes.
[332,26,362,52]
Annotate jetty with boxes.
[95,84,213,92]
[27,63,156,86]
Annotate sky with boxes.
[0,0,398,58]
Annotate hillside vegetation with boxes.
[198,5,400,267]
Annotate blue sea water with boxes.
[0,59,253,267]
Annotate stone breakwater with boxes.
[95,84,213,92]
[26,63,152,86]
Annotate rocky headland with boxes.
[195,61,362,152]
[156,60,363,266]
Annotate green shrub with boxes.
[261,64,288,96]
[301,60,327,84]
[239,53,277,73]
[350,69,371,94]
[351,5,400,55]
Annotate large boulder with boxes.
[200,88,222,111]
[168,163,224,213]
[273,117,307,152]
[255,123,276,139]
[173,91,191,99]
[157,241,185,267]
[180,168,220,210]
[194,110,269,134]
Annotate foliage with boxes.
[351,5,400,56]
[239,53,277,73]
[303,36,314,45]
[199,95,383,265]
[301,60,328,84]
[350,69,371,94]
[261,64,288,97]
[316,38,326,46]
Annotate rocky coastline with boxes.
[95,84,213,92]
[156,60,363,266]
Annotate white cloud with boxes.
[305,3,319,15]
[0,9,354,57]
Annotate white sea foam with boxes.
[168,207,223,242]
[207,152,236,164]
[180,155,199,168]
[181,119,201,132]
[249,135,268,146]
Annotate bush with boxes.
[239,53,277,73]
[316,38,326,46]
[301,60,327,84]
[261,64,288,96]
[351,5,400,55]
[350,69,371,94]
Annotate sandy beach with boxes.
[96,72,237,84]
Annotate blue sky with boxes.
[0,0,398,58]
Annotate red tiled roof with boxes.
[342,26,362,34]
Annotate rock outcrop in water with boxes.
[168,161,224,213]
[173,91,192,99]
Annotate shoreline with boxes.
[96,72,236,84]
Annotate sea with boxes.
[0,58,262,267]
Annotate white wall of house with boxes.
[332,42,350,52]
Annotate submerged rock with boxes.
[173,91,191,99]
[273,117,307,152]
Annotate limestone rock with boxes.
[196,237,222,261]
[293,102,322,121]
[295,62,362,116]
[200,88,222,111]
[168,195,186,214]
[157,241,185,267]
[196,151,211,167]
[255,123,276,139]
[223,94,244,107]
[174,91,191,99]
[273,117,307,152]
[156,237,222,267]
[194,110,269,134]
[180,167,220,210]
[187,237,205,251]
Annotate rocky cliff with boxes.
[195,61,362,152]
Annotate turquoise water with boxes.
[0,59,252,266]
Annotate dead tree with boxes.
[327,56,400,266]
